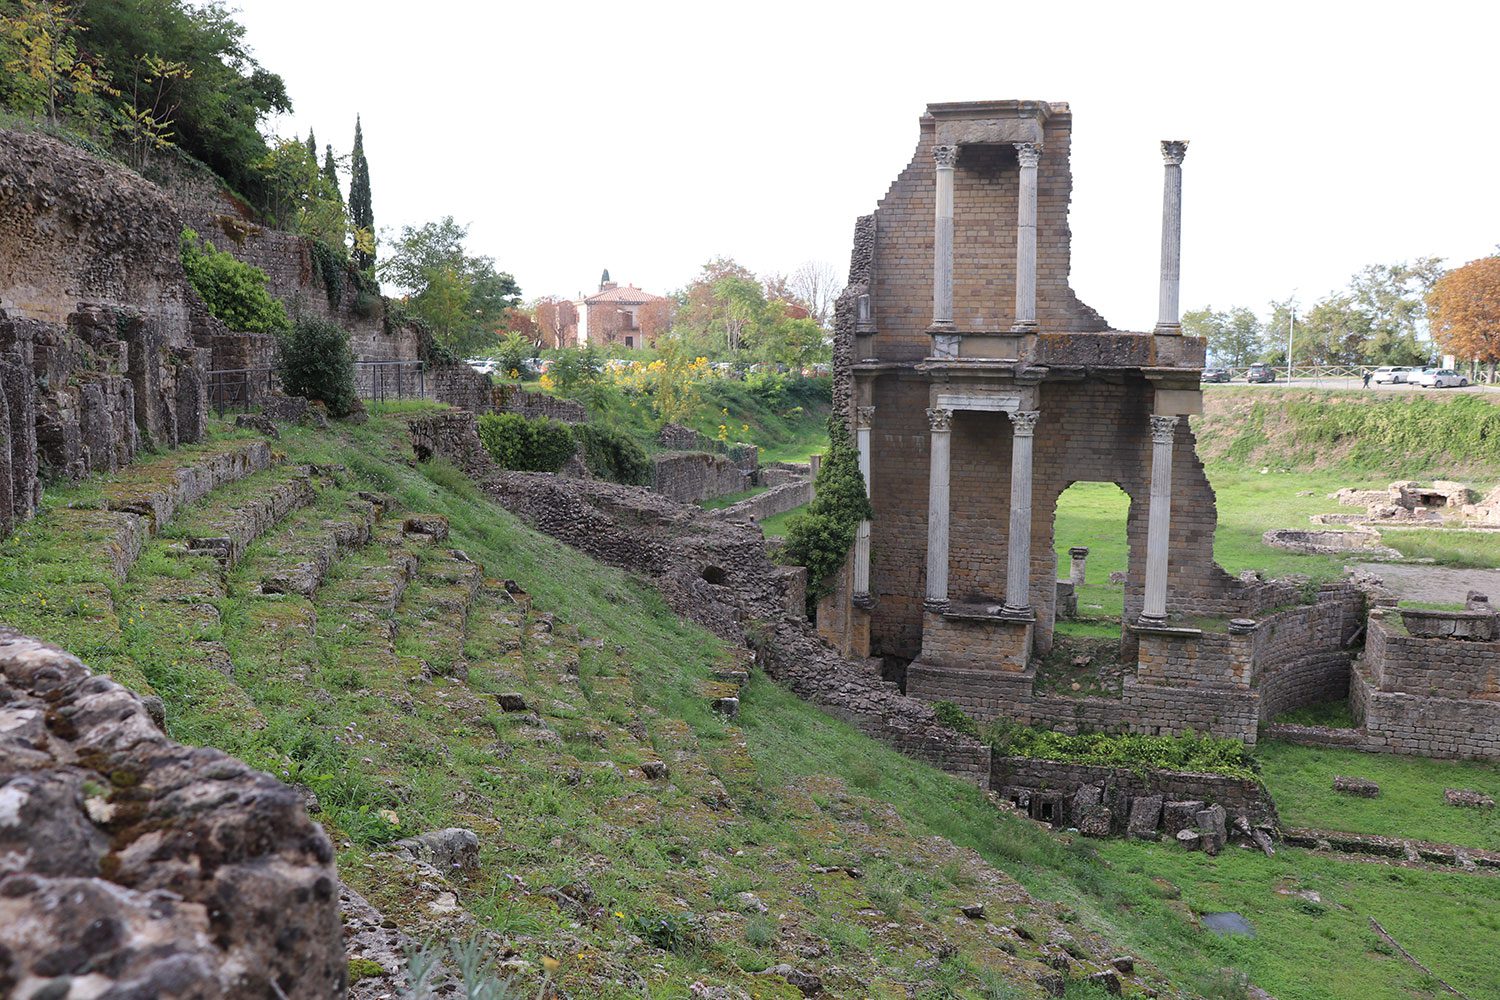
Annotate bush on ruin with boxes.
[477,413,578,473]
[781,416,873,615]
[275,317,358,417]
[180,228,289,334]
[572,423,650,485]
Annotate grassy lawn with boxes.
[1256,741,1500,849]
[699,485,770,510]
[757,502,808,539]
[1094,839,1500,1000]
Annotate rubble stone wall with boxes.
[652,451,751,503]
[713,479,813,523]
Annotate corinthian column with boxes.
[930,145,958,356]
[1139,414,1179,626]
[924,407,953,611]
[1012,142,1041,332]
[1156,140,1189,334]
[853,405,875,606]
[1002,410,1040,616]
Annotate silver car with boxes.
[1370,366,1411,384]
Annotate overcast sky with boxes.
[235,0,1499,331]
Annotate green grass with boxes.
[1270,698,1356,729]
[699,485,770,510]
[756,502,808,539]
[1095,838,1500,1000]
[1256,741,1500,849]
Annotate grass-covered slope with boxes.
[4,405,1498,999]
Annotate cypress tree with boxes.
[322,144,341,203]
[349,115,374,271]
[305,129,317,160]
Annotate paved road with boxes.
[1204,377,1500,394]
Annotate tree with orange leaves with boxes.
[1428,255,1500,380]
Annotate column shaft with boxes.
[924,408,953,610]
[1140,415,1179,625]
[931,145,957,330]
[1003,410,1039,614]
[1156,140,1188,333]
[853,406,874,601]
[1013,143,1040,331]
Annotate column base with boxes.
[1009,321,1038,333]
[1153,323,1182,335]
[999,604,1036,622]
[853,592,876,610]
[1135,612,1168,628]
[924,597,951,613]
[927,329,960,360]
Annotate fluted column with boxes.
[853,405,875,605]
[924,407,953,611]
[930,145,958,357]
[1156,140,1189,334]
[1139,415,1179,626]
[1012,142,1040,332]
[1002,410,1040,616]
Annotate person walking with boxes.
[1362,369,1372,389]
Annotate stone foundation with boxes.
[652,451,751,503]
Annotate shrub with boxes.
[276,318,357,417]
[627,909,700,953]
[477,413,577,473]
[933,701,980,739]
[981,719,1259,780]
[572,424,650,485]
[180,228,288,333]
[308,238,346,309]
[780,416,872,614]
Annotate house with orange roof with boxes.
[571,269,669,349]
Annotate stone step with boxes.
[391,531,483,681]
[166,465,317,570]
[100,439,276,531]
[254,491,387,597]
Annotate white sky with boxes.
[234,0,1499,331]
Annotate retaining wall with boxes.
[652,451,750,503]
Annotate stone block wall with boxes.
[496,385,588,423]
[432,364,495,414]
[1351,611,1500,759]
[652,451,750,503]
[991,757,1278,832]
[0,130,221,536]
[1252,590,1362,722]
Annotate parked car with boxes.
[1245,363,1277,383]
[1371,366,1412,384]
[465,357,496,375]
[1410,367,1469,388]
[1201,367,1232,383]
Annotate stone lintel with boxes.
[1153,388,1203,416]
[1131,623,1204,639]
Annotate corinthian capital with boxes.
[1009,409,1040,436]
[1149,414,1180,443]
[856,405,876,429]
[926,407,953,432]
[932,145,958,169]
[1014,142,1041,169]
[1161,140,1189,166]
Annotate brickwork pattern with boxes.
[652,452,750,504]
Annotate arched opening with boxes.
[1042,481,1134,697]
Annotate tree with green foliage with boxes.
[321,143,341,203]
[781,417,873,615]
[495,331,532,380]
[0,1,114,128]
[349,115,374,272]
[1182,306,1263,367]
[276,317,357,417]
[304,128,315,159]
[379,216,520,356]
[179,228,288,333]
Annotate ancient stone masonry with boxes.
[0,129,233,536]
[652,451,752,503]
[147,150,421,365]
[409,410,994,788]
[431,365,588,423]
[0,630,344,998]
[828,102,1365,747]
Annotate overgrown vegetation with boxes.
[476,412,577,474]
[276,317,357,417]
[571,423,650,485]
[780,417,872,613]
[179,228,288,333]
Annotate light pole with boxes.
[1286,306,1295,382]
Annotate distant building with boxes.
[571,270,669,349]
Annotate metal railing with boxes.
[207,366,277,416]
[355,360,426,402]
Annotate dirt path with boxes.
[1354,562,1500,603]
